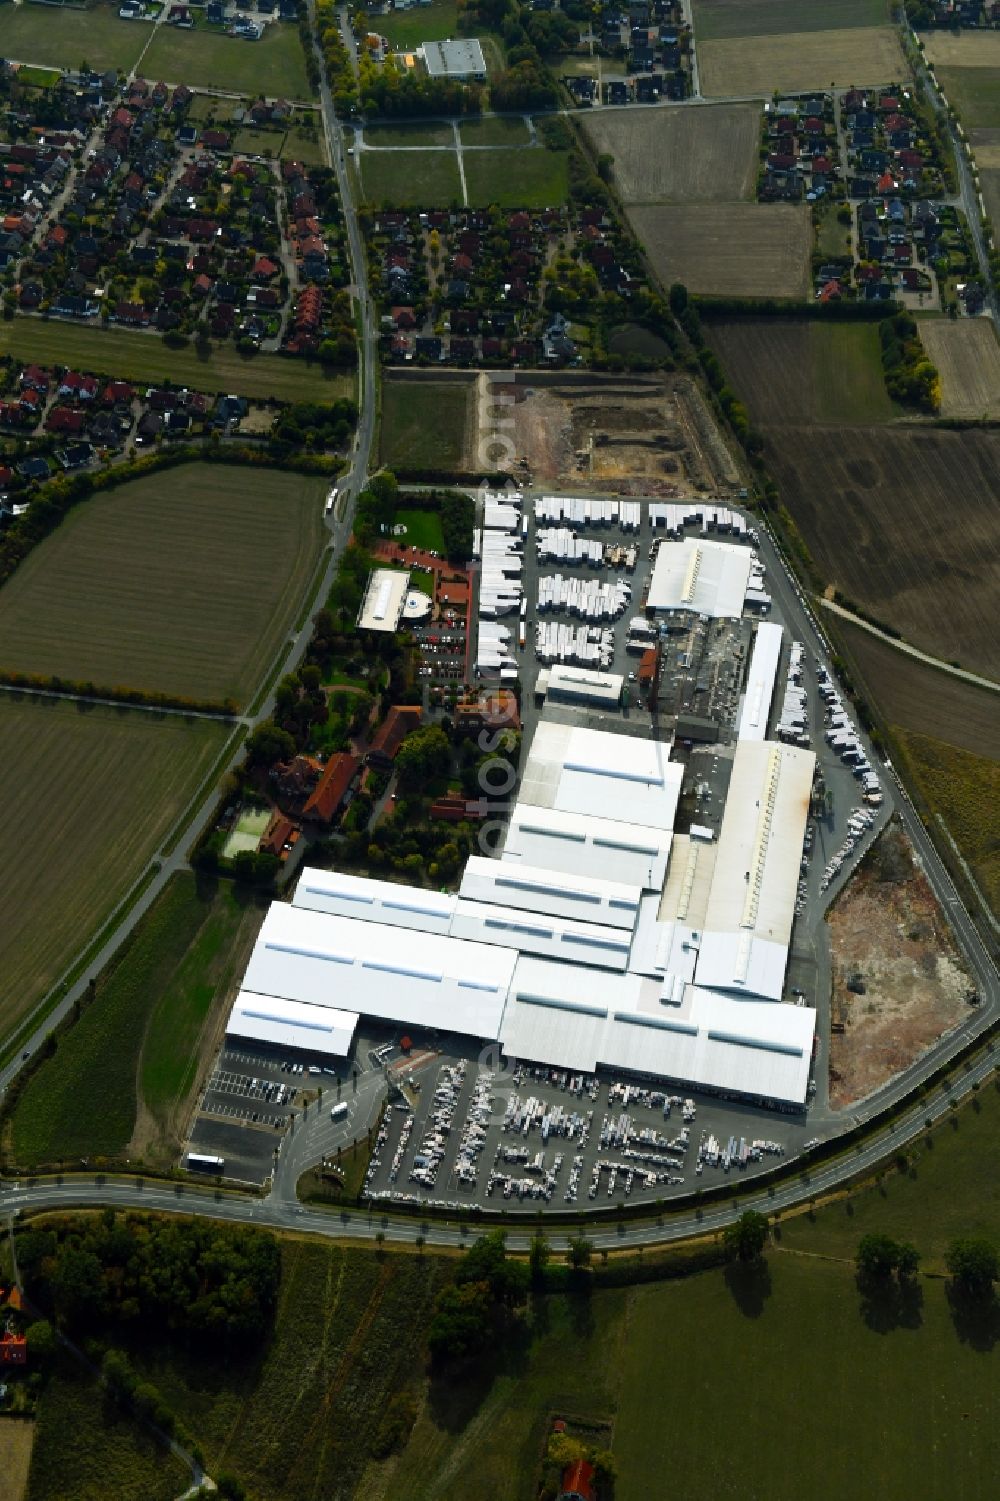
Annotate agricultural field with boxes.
[708,318,899,425]
[627,203,812,299]
[380,378,474,473]
[378,0,459,47]
[9,874,265,1168]
[919,319,1000,420]
[0,2,148,74]
[935,68,1000,130]
[360,149,463,208]
[0,1420,33,1501]
[0,463,327,704]
[767,428,1000,676]
[895,731,1000,916]
[921,30,1000,68]
[143,21,314,100]
[983,170,1000,233]
[692,0,889,40]
[581,104,760,203]
[464,148,569,208]
[28,1356,186,1501]
[698,27,906,96]
[0,318,352,404]
[0,699,230,1041]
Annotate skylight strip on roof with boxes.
[516,991,608,1020]
[361,960,442,983]
[613,1011,698,1036]
[707,1029,803,1057]
[265,942,354,965]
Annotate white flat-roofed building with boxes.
[501,804,672,891]
[737,621,783,741]
[421,37,487,79]
[293,868,456,934]
[647,537,753,619]
[695,739,815,1000]
[226,990,358,1058]
[542,665,623,707]
[500,958,815,1108]
[517,720,682,832]
[358,568,409,633]
[450,897,631,971]
[460,854,641,930]
[242,903,515,1039]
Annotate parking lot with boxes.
[411,613,470,699]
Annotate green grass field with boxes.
[465,148,569,208]
[0,699,229,1046]
[809,321,899,424]
[143,21,314,100]
[0,462,327,704]
[360,149,463,208]
[378,0,459,47]
[379,380,472,472]
[394,509,445,552]
[893,730,1000,917]
[708,318,899,425]
[0,318,353,404]
[365,121,455,147]
[459,116,532,145]
[281,119,328,166]
[232,126,285,157]
[27,1355,186,1501]
[935,67,1000,130]
[692,0,888,40]
[3,3,148,74]
[9,873,264,1168]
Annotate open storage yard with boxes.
[767,427,1000,676]
[0,1,148,74]
[0,318,352,405]
[0,698,229,1039]
[0,463,327,705]
[708,319,900,425]
[826,824,970,1108]
[697,26,906,96]
[143,19,314,100]
[918,319,1000,420]
[582,104,760,203]
[627,203,811,299]
[692,0,890,39]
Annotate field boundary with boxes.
[818,598,1000,692]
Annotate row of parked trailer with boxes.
[648,502,751,539]
[408,1060,466,1189]
[589,1160,683,1198]
[697,1133,785,1173]
[820,805,879,893]
[817,663,883,804]
[536,573,631,620]
[536,527,605,566]
[534,620,616,667]
[599,1113,691,1156]
[502,1092,593,1147]
[776,638,809,745]
[511,1065,601,1101]
[535,495,642,530]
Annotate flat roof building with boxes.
[537,665,624,707]
[358,568,409,633]
[738,621,783,741]
[501,805,672,891]
[517,720,682,833]
[647,537,753,619]
[227,990,358,1059]
[421,37,487,80]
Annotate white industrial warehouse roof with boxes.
[451,897,631,971]
[500,959,814,1105]
[647,537,753,619]
[358,568,408,633]
[502,804,672,891]
[657,834,716,927]
[461,853,641,930]
[422,36,487,77]
[738,622,783,741]
[243,904,515,1039]
[518,720,682,831]
[544,665,624,705]
[227,991,358,1058]
[293,868,456,934]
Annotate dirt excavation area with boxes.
[491,371,740,494]
[827,823,972,1108]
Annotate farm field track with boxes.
[0,317,352,404]
[708,318,900,425]
[698,26,907,96]
[464,148,569,208]
[692,0,888,40]
[581,104,760,203]
[627,203,811,298]
[0,698,229,1039]
[770,427,1000,676]
[919,319,1000,419]
[143,21,314,100]
[1,3,147,74]
[380,377,474,472]
[360,149,463,208]
[0,462,327,704]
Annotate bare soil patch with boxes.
[628,202,811,299]
[766,426,1000,676]
[919,319,1000,419]
[698,26,906,96]
[827,824,970,1109]
[581,104,760,202]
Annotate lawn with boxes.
[464,148,570,208]
[692,0,889,40]
[0,317,353,404]
[360,149,463,208]
[27,1356,186,1501]
[0,462,328,705]
[9,873,265,1168]
[143,21,314,100]
[459,116,532,146]
[2,3,148,74]
[232,126,286,158]
[0,699,229,1049]
[365,121,455,147]
[395,509,446,552]
[281,118,328,166]
[378,0,459,47]
[379,379,472,472]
